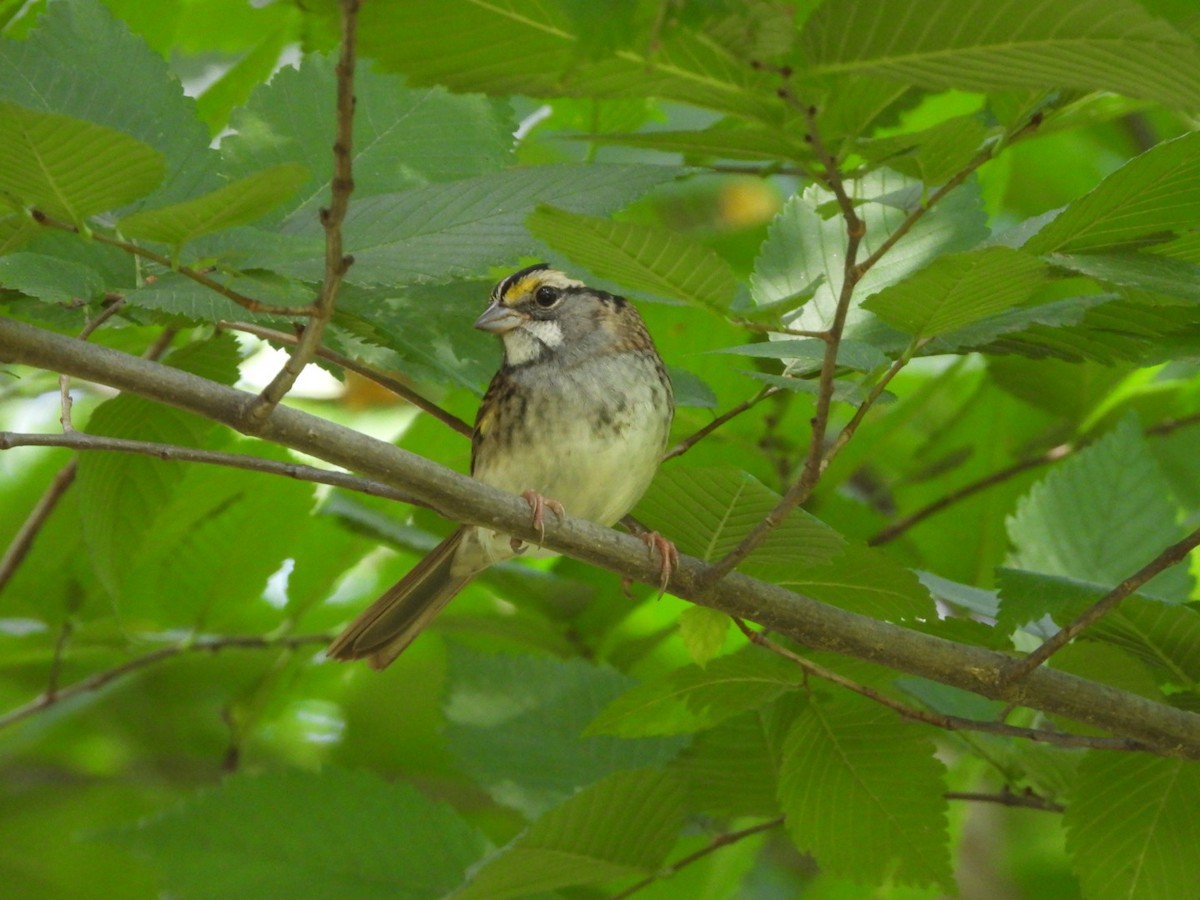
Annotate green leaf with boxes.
[710,338,889,373]
[587,648,805,738]
[772,170,989,338]
[0,252,105,303]
[118,441,318,629]
[359,0,781,123]
[749,195,825,312]
[976,296,1200,364]
[1024,132,1200,255]
[0,0,220,209]
[635,465,846,569]
[443,647,685,818]
[458,769,685,900]
[119,164,308,251]
[332,280,498,392]
[678,606,731,667]
[927,293,1112,353]
[798,0,1200,108]
[777,692,953,889]
[671,710,782,818]
[193,20,295,134]
[583,124,811,162]
[996,570,1200,690]
[1006,418,1193,602]
[1065,752,1200,900]
[220,54,514,221]
[862,247,1048,337]
[754,540,936,621]
[1046,251,1200,304]
[105,769,484,900]
[527,204,739,312]
[75,336,242,600]
[737,369,869,404]
[124,270,315,325]
[0,102,165,221]
[665,365,719,409]
[854,115,990,186]
[271,164,681,285]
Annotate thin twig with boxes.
[697,105,865,587]
[662,386,779,461]
[945,789,1065,814]
[0,431,423,506]
[244,0,359,426]
[28,210,316,317]
[869,411,1200,546]
[734,619,1152,753]
[852,113,1043,279]
[697,113,1045,581]
[609,816,785,900]
[0,464,78,595]
[220,320,472,437]
[822,337,929,469]
[1003,525,1200,683]
[0,633,332,731]
[868,445,1072,545]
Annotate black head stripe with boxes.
[493,262,550,302]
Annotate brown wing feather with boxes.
[326,528,471,670]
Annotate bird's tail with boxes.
[326,528,471,670]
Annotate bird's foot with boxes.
[510,489,565,552]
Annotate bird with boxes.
[327,264,676,669]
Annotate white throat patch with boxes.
[504,319,563,365]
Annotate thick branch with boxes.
[7,318,1200,755]
[737,620,1150,753]
[3,317,1200,756]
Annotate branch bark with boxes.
[4,317,1200,756]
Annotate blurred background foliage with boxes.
[2,0,1200,897]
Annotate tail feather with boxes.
[327,528,471,670]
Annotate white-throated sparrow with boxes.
[327,264,675,669]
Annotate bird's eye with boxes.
[535,285,560,308]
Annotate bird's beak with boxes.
[474,303,526,334]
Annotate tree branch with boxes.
[698,105,865,586]
[0,431,423,505]
[609,816,785,899]
[662,385,778,461]
[29,210,317,317]
[244,0,359,425]
[870,412,1200,546]
[945,789,1065,814]
[0,633,332,731]
[734,619,1152,753]
[1003,525,1200,683]
[3,317,1200,755]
